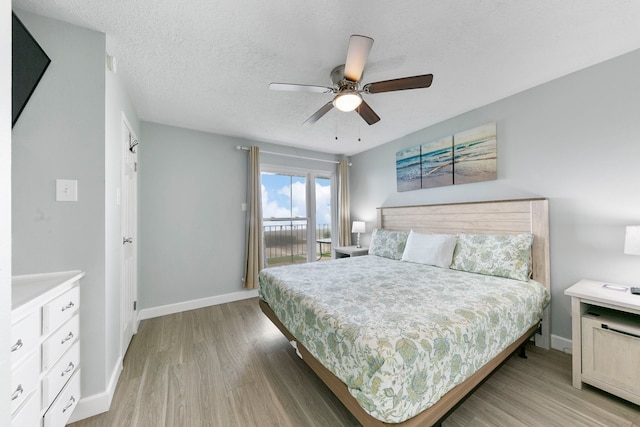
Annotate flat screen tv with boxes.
[12,12,51,128]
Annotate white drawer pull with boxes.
[61,362,75,377]
[61,332,74,344]
[11,339,23,352]
[11,385,23,401]
[62,396,76,413]
[61,301,75,312]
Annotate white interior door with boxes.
[121,118,138,355]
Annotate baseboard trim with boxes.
[550,334,572,355]
[68,355,123,423]
[138,288,260,321]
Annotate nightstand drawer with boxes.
[11,352,39,414]
[42,285,79,335]
[42,314,79,372]
[44,369,80,427]
[10,312,38,365]
[582,309,640,403]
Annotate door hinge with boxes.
[133,301,137,310]
[134,162,137,172]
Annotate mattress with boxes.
[258,255,550,423]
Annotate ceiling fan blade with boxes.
[303,102,334,126]
[363,74,433,94]
[356,100,380,125]
[269,83,334,93]
[343,35,374,82]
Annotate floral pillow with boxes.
[450,233,534,281]
[368,229,409,260]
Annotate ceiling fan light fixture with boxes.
[333,91,362,112]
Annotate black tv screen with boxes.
[12,12,51,127]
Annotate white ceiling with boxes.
[13,0,640,155]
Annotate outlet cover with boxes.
[56,179,78,202]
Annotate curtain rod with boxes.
[236,146,351,166]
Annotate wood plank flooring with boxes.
[70,298,640,427]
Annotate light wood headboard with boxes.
[377,198,550,348]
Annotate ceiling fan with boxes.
[269,34,434,127]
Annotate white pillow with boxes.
[401,231,457,268]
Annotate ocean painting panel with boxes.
[396,145,422,192]
[453,122,497,185]
[421,136,453,189]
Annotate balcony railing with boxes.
[263,223,331,267]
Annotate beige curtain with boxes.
[244,146,263,289]
[337,159,351,246]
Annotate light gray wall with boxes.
[138,122,339,310]
[1,4,11,425]
[139,123,251,309]
[349,48,640,344]
[11,10,108,397]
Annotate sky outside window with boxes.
[261,173,331,227]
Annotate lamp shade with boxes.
[624,225,640,255]
[351,221,366,234]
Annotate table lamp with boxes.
[352,221,366,248]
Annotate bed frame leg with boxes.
[518,343,528,359]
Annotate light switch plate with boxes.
[56,179,78,202]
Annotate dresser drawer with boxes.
[42,285,80,335]
[11,352,39,414]
[44,369,80,427]
[11,388,40,427]
[10,312,39,365]
[42,341,80,410]
[42,314,79,372]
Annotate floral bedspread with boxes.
[258,255,550,423]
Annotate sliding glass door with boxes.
[261,169,334,266]
[261,172,308,266]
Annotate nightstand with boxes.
[334,246,369,258]
[564,279,640,405]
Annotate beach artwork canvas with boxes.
[396,145,422,192]
[421,136,453,189]
[453,122,497,185]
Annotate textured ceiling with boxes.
[13,0,640,155]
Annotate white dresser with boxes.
[11,271,84,427]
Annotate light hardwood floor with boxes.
[70,298,640,427]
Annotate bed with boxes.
[259,199,551,426]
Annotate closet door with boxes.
[121,118,138,356]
